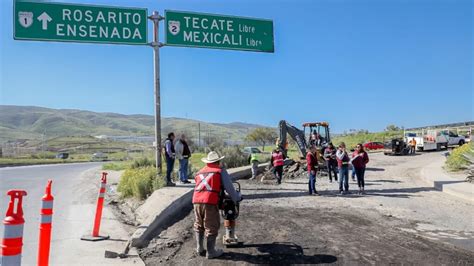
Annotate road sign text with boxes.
[14,1,148,45]
[165,10,274,53]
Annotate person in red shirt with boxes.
[306,146,319,195]
[270,147,285,184]
[351,143,370,195]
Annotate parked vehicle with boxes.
[55,152,69,159]
[405,129,466,151]
[91,152,108,161]
[242,147,271,164]
[243,147,263,155]
[440,130,466,146]
[384,139,410,156]
[363,142,385,150]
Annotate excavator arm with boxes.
[278,120,308,158]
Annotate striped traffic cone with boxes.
[37,180,54,266]
[1,190,27,266]
[81,172,109,241]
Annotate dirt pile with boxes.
[259,160,308,181]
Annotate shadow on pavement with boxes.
[318,186,435,198]
[370,179,402,183]
[221,242,337,264]
[434,180,465,186]
[242,187,306,192]
[366,167,385,171]
[243,185,434,199]
[107,238,129,242]
[244,191,308,200]
[284,181,307,185]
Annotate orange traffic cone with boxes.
[1,190,27,265]
[81,172,109,241]
[37,180,54,266]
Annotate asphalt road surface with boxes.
[0,162,103,265]
[140,152,474,265]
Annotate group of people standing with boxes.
[313,142,369,195]
[259,141,369,196]
[164,132,192,186]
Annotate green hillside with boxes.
[0,105,264,143]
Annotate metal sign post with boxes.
[149,11,164,174]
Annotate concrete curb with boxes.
[420,156,473,203]
[130,163,269,248]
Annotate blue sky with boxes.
[1,0,472,133]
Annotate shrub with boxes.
[130,157,155,169]
[446,142,474,172]
[152,174,166,191]
[118,166,165,200]
[102,162,130,171]
[31,153,56,159]
[217,146,248,169]
[186,161,196,179]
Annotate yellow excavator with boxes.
[276,120,331,159]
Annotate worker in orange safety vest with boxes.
[270,147,285,184]
[192,151,242,259]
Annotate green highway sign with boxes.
[14,1,148,45]
[165,10,274,53]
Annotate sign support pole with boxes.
[149,11,164,175]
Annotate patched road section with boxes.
[139,152,473,265]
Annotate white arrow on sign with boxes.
[37,12,52,30]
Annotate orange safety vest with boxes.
[272,152,284,167]
[192,165,222,205]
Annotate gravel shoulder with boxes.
[138,151,474,265]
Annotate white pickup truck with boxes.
[405,130,466,151]
[440,130,466,146]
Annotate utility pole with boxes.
[208,127,211,146]
[149,11,164,175]
[42,129,46,155]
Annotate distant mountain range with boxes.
[0,105,266,143]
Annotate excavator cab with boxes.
[302,122,331,148]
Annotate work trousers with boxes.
[354,166,366,188]
[166,156,175,182]
[273,165,283,184]
[251,161,259,178]
[339,165,349,192]
[326,159,338,181]
[193,203,220,237]
[179,158,189,182]
[308,171,316,194]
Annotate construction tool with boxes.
[384,138,410,156]
[104,240,136,259]
[220,182,242,247]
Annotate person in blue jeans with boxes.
[306,146,318,195]
[175,134,192,184]
[336,142,350,194]
[352,143,369,195]
[351,165,356,181]
[164,132,176,186]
